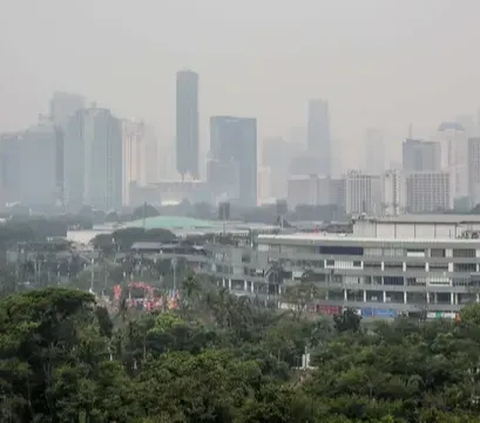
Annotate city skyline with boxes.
[2,0,480,171]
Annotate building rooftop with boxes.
[355,214,480,224]
[258,232,480,244]
[125,216,280,236]
[126,216,215,231]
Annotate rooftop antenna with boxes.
[408,123,413,139]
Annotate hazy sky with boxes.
[1,0,480,169]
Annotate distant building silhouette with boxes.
[176,70,199,179]
[209,116,257,207]
[64,106,122,211]
[307,99,331,176]
[402,139,440,172]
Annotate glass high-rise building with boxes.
[209,116,257,207]
[176,70,199,179]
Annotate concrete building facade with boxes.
[345,171,381,215]
[405,171,453,213]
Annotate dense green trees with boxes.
[3,283,480,422]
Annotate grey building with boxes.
[468,137,480,208]
[176,70,199,179]
[18,118,62,207]
[131,215,480,319]
[209,116,257,207]
[49,91,85,127]
[307,99,331,175]
[402,139,441,172]
[64,107,122,211]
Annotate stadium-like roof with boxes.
[126,216,216,230]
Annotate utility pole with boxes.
[172,258,177,291]
[90,257,94,293]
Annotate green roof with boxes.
[126,216,216,231]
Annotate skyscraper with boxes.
[307,99,331,175]
[436,122,468,198]
[64,106,122,210]
[402,139,441,172]
[49,91,84,127]
[176,70,199,179]
[19,116,62,207]
[468,137,480,207]
[84,108,122,211]
[209,116,257,207]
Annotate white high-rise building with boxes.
[436,122,468,199]
[406,171,453,213]
[381,170,405,216]
[345,171,381,215]
[468,137,480,208]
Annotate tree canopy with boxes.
[2,282,480,422]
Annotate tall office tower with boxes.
[64,110,85,209]
[0,133,22,206]
[64,106,122,211]
[85,108,122,210]
[176,70,199,179]
[365,129,385,175]
[209,116,257,207]
[49,91,85,127]
[18,115,62,207]
[122,119,144,206]
[381,169,405,216]
[406,171,453,213]
[436,122,468,199]
[468,137,480,207]
[345,171,381,215]
[402,139,441,172]
[307,99,331,175]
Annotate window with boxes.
[406,263,426,271]
[430,249,446,258]
[453,249,476,258]
[384,262,403,270]
[429,263,448,271]
[319,246,364,256]
[406,249,426,257]
[364,262,381,269]
[353,261,362,267]
[384,276,404,286]
[453,263,476,272]
[326,259,335,266]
